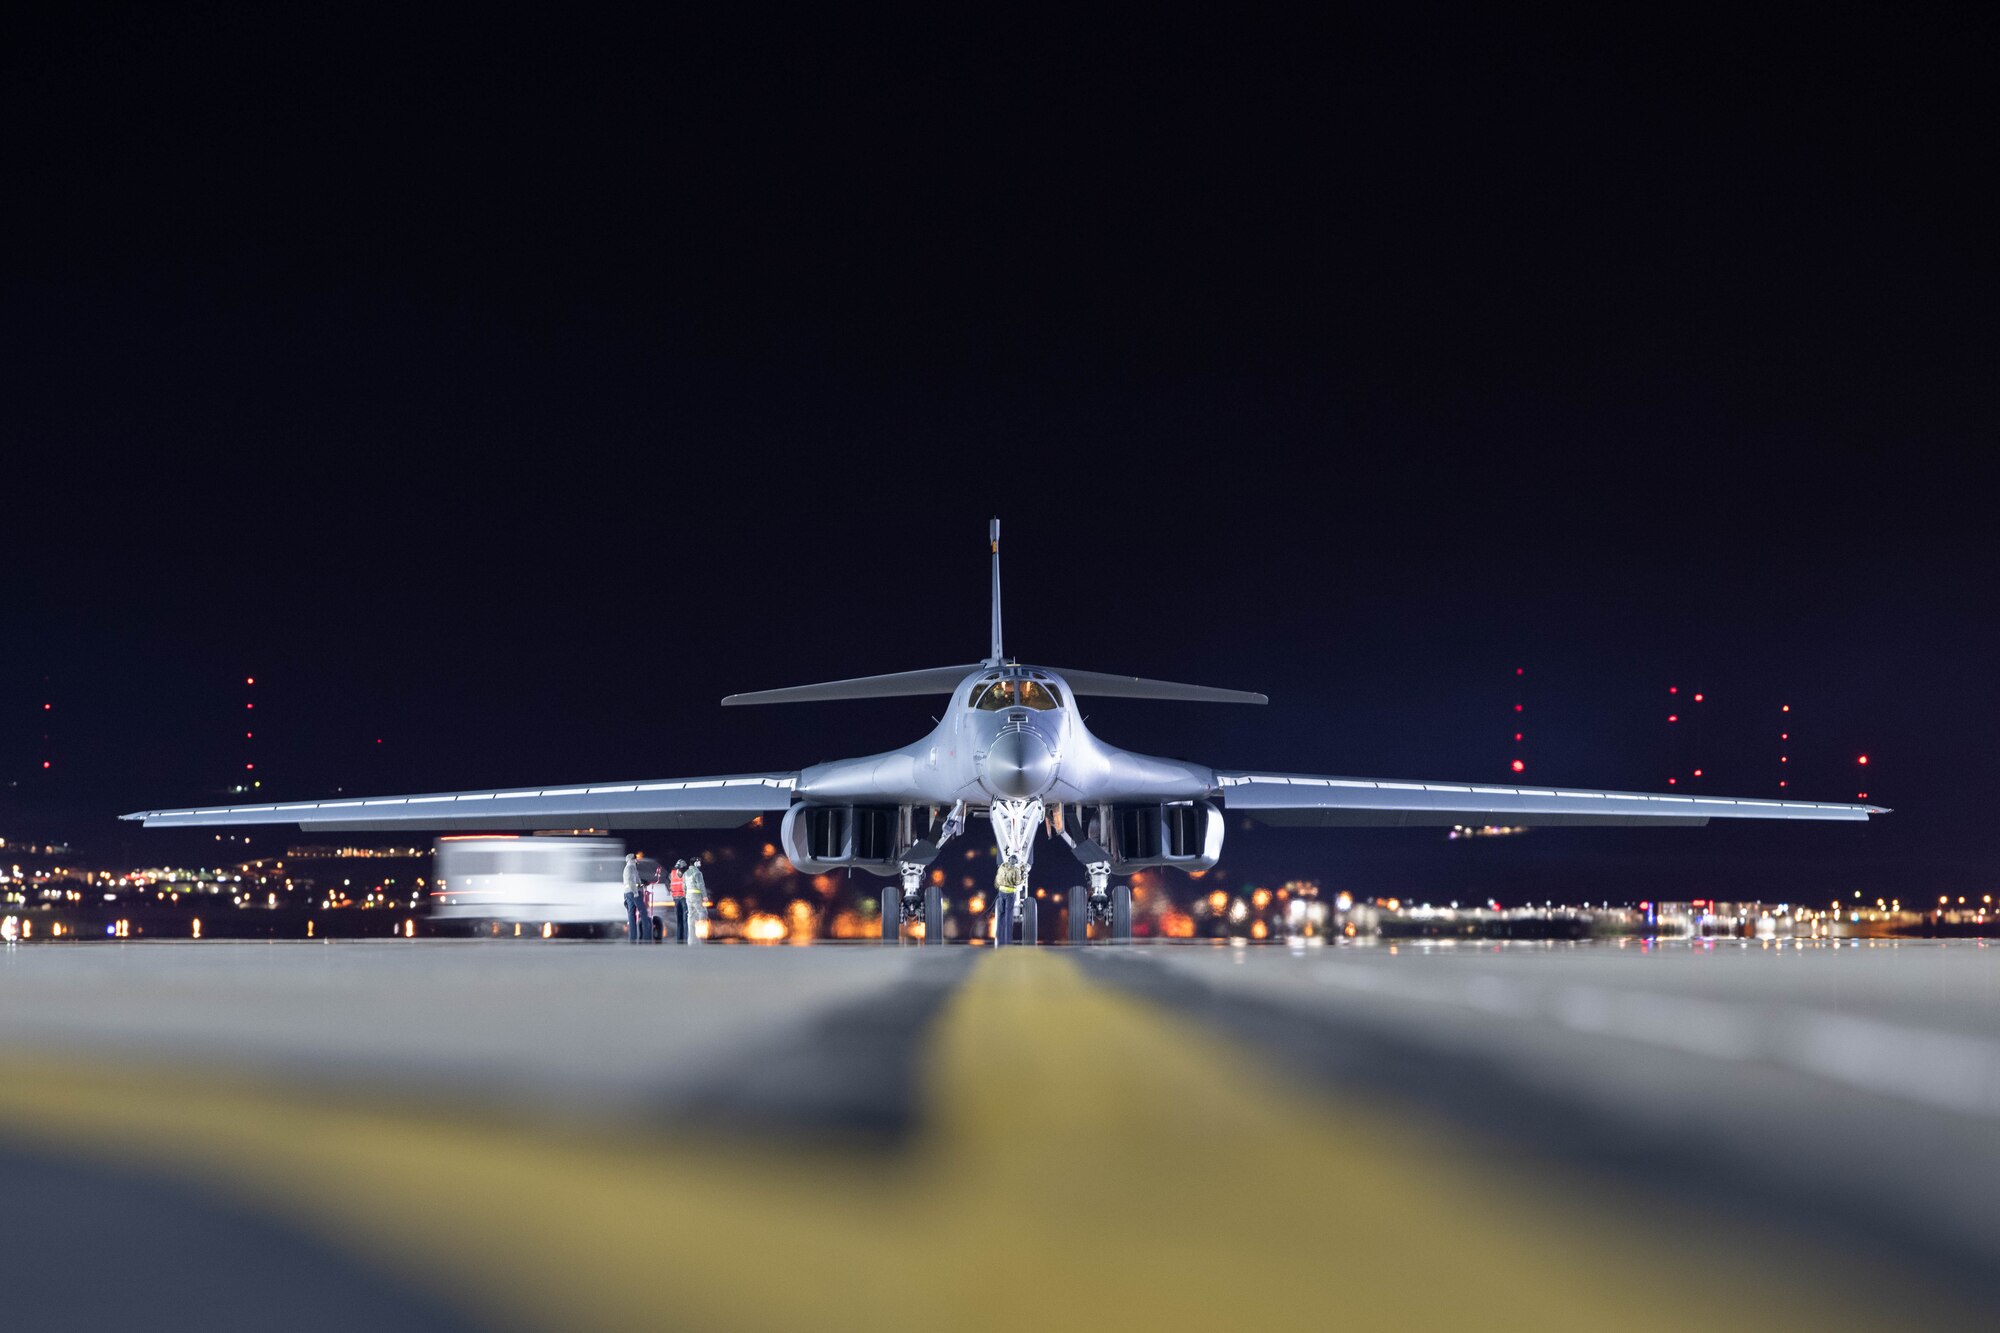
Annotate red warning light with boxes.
[1780,755,1788,763]
[1781,704,1790,713]
[1515,667,1524,676]
[1510,759,1525,773]
[41,761,50,769]
[1857,755,1870,765]
[245,763,254,771]
[42,703,51,711]
[1513,703,1523,713]
[1858,792,1868,800]
[1513,732,1523,742]
[246,677,256,686]
[1668,777,1678,785]
[1668,714,1679,723]
[245,702,254,710]
[1693,769,1704,777]
[1693,693,1705,703]
[245,732,253,740]
[1780,733,1789,740]
[1669,686,1679,695]
[1779,780,1788,788]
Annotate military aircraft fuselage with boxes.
[794,665,1211,810]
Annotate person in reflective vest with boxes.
[669,860,688,942]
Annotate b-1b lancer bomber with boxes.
[126,522,1886,942]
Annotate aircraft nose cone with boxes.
[983,729,1056,799]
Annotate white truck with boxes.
[432,835,664,936]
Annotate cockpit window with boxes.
[970,675,1064,711]
[1018,679,1062,710]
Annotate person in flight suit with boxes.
[621,853,643,943]
[682,855,708,944]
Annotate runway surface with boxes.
[3,938,1996,1331]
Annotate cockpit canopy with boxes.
[969,670,1065,712]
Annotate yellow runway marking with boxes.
[0,952,1942,1330]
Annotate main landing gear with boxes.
[1064,861,1132,943]
[884,862,946,944]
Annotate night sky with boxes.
[5,4,1991,903]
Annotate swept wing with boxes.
[1216,771,1885,827]
[120,773,798,833]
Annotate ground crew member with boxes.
[622,853,643,943]
[640,867,659,943]
[682,855,708,944]
[670,859,688,942]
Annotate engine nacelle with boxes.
[1105,800,1225,872]
[780,803,904,876]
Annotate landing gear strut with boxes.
[989,797,1044,948]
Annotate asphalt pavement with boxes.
[2,937,1994,1331]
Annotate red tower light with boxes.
[1513,732,1523,742]
[1669,686,1679,694]
[1668,777,1677,785]
[1693,693,1705,703]
[1514,703,1523,713]
[1693,769,1704,777]
[246,677,256,686]
[1516,667,1524,676]
[1857,755,1870,765]
[1510,759,1525,773]
[1668,714,1679,723]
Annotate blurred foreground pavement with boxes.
[2,939,1997,1332]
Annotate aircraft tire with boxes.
[993,891,1015,947]
[1111,885,1132,942]
[924,883,943,944]
[880,889,898,942]
[1021,893,1039,946]
[1069,886,1089,943]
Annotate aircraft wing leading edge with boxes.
[119,772,799,833]
[1216,771,1885,828]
